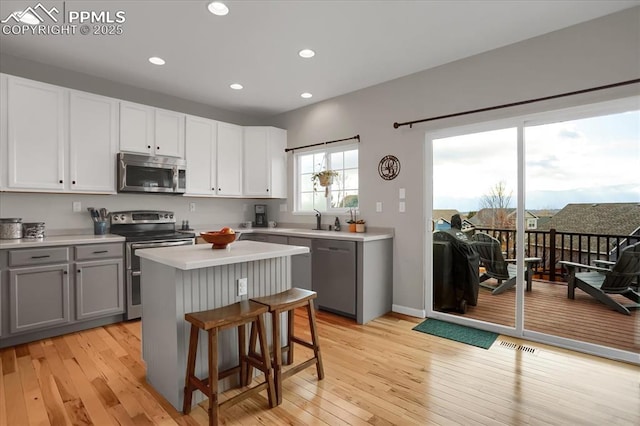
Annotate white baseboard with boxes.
[392,304,425,319]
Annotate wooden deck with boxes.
[444,279,639,354]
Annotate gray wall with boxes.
[271,8,640,316]
[0,53,262,126]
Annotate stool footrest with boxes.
[188,376,211,396]
[290,336,314,350]
[282,358,319,379]
[219,382,269,409]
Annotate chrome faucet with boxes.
[314,209,322,230]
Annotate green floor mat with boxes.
[412,318,498,349]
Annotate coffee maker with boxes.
[254,204,267,227]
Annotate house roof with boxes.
[432,210,460,222]
[536,203,640,236]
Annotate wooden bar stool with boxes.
[250,288,324,405]
[183,300,275,426]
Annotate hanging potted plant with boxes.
[311,169,339,197]
[311,154,338,197]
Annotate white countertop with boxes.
[195,227,394,242]
[137,240,309,270]
[0,234,125,249]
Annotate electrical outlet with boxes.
[399,201,406,213]
[376,202,383,212]
[72,201,81,212]
[189,202,196,212]
[399,188,406,199]
[237,278,248,296]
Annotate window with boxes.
[295,145,358,212]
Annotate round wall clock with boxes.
[378,155,401,180]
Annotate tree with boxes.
[479,181,514,228]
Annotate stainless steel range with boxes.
[110,210,195,319]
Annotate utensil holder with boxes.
[94,221,108,235]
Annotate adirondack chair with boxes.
[471,233,540,295]
[560,241,640,315]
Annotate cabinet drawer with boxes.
[75,243,123,260]
[9,247,69,267]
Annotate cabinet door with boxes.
[185,116,217,195]
[120,101,154,154]
[69,91,118,193]
[75,259,124,320]
[243,127,270,196]
[312,239,356,317]
[9,264,70,334]
[216,122,243,196]
[268,127,287,198]
[155,108,184,158]
[0,74,7,190]
[7,77,65,190]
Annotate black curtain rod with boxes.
[285,134,360,153]
[393,78,640,129]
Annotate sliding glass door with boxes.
[430,126,520,331]
[426,97,639,362]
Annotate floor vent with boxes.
[498,341,518,349]
[497,341,538,354]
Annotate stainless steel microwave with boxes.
[117,153,186,194]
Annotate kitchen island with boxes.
[137,240,309,410]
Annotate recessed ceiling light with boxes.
[208,1,229,16]
[230,83,243,90]
[301,92,313,99]
[148,56,165,65]
[298,49,315,59]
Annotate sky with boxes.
[432,108,640,212]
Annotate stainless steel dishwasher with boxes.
[312,239,357,318]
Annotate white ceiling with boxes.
[1,0,638,118]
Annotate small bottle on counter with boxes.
[185,220,190,230]
[334,216,341,231]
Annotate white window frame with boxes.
[293,144,359,214]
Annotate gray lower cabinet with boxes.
[239,232,393,324]
[312,239,357,317]
[289,237,312,291]
[0,242,125,347]
[75,258,124,320]
[9,263,71,334]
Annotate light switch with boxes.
[399,188,406,199]
[376,202,383,212]
[399,201,406,213]
[72,201,81,212]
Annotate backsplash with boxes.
[0,192,283,232]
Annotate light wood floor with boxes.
[1,309,639,425]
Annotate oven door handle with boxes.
[131,240,194,250]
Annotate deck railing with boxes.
[473,227,640,282]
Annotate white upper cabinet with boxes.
[119,101,185,157]
[155,108,185,158]
[69,91,118,193]
[185,116,217,196]
[0,74,7,190]
[119,101,154,155]
[7,76,65,191]
[243,126,287,198]
[216,122,243,196]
